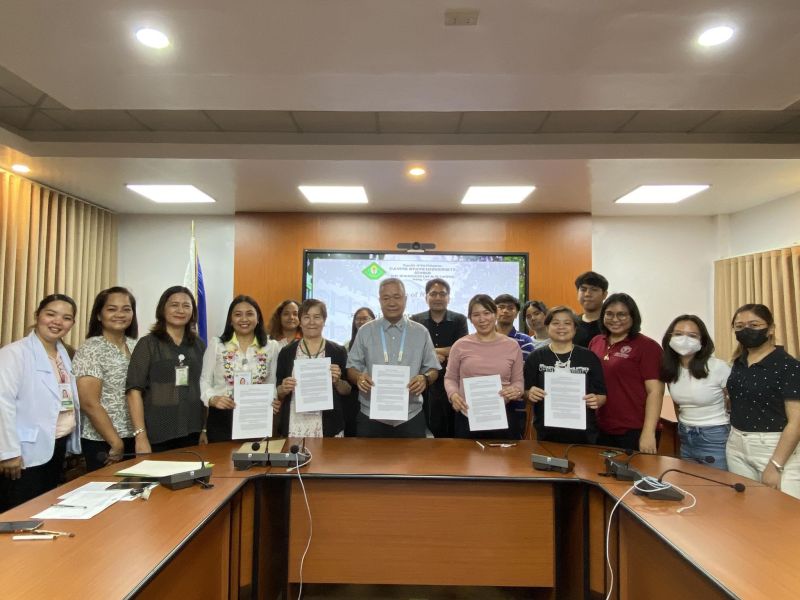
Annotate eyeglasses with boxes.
[427,291,449,298]
[603,311,630,321]
[733,321,767,332]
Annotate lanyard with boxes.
[379,320,407,364]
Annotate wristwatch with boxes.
[422,372,431,385]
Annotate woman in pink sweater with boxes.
[445,294,525,439]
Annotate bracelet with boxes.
[201,428,207,434]
[770,459,785,473]
[132,428,145,437]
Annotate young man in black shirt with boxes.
[411,278,468,437]
[572,271,609,347]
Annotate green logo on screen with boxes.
[362,262,386,280]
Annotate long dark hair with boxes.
[35,293,77,317]
[598,292,642,337]
[150,285,198,343]
[86,287,138,339]
[660,314,714,383]
[349,306,375,348]
[731,303,774,361]
[268,299,300,340]
[219,295,268,347]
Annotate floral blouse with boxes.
[200,335,280,404]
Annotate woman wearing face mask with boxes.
[0,294,81,511]
[660,315,730,470]
[200,295,280,442]
[726,304,800,497]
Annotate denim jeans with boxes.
[678,423,730,470]
[726,427,800,499]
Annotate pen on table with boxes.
[38,529,75,537]
[475,440,486,450]
[51,504,87,509]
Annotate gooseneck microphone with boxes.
[532,444,631,474]
[659,469,746,492]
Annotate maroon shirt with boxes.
[589,333,662,435]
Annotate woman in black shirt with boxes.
[126,286,206,453]
[726,303,800,497]
[524,306,606,444]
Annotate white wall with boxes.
[592,216,718,340]
[725,191,800,257]
[117,215,235,339]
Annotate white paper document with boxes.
[294,357,333,413]
[370,364,410,421]
[544,370,587,430]
[32,489,130,520]
[464,374,508,432]
[232,382,275,439]
[58,481,158,502]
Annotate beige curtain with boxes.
[0,168,117,348]
[714,246,800,361]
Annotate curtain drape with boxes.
[0,168,117,348]
[714,246,800,361]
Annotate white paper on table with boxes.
[543,369,587,430]
[59,481,157,502]
[464,374,508,432]
[32,489,129,520]
[232,382,275,439]
[369,364,410,421]
[294,357,333,413]
[115,460,211,478]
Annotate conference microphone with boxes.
[658,468,745,492]
[99,449,214,490]
[531,444,631,474]
[232,440,310,469]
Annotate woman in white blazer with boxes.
[0,294,82,511]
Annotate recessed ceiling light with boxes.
[461,186,535,205]
[298,186,368,204]
[126,184,215,204]
[11,164,31,174]
[615,185,710,204]
[136,28,170,49]
[408,167,426,177]
[698,26,734,47]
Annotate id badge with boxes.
[234,370,252,386]
[175,365,189,386]
[58,383,74,411]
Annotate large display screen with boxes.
[303,250,529,343]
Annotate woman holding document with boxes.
[275,299,349,437]
[200,295,280,442]
[445,294,524,439]
[524,306,606,443]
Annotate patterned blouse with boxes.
[73,336,138,441]
[200,335,280,404]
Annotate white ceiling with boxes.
[2,0,800,216]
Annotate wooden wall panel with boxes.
[234,212,591,316]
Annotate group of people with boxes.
[1,270,799,512]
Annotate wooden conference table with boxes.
[1,438,798,599]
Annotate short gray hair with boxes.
[379,277,406,295]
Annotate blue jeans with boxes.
[678,423,730,470]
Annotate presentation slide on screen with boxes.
[304,252,528,343]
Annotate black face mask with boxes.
[735,327,769,349]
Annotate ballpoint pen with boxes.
[475,440,486,450]
[36,529,75,537]
[50,504,87,509]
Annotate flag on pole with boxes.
[183,221,208,343]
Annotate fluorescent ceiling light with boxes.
[461,186,535,205]
[126,184,216,204]
[615,185,710,204]
[298,186,368,204]
[136,28,170,49]
[698,26,734,47]
[408,167,426,177]
[11,164,31,174]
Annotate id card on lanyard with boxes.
[58,383,74,411]
[175,353,189,387]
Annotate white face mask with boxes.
[669,335,702,356]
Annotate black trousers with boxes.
[206,407,233,443]
[81,437,136,472]
[597,429,661,452]
[0,436,68,512]
[343,390,361,437]
[423,380,455,438]
[356,410,427,438]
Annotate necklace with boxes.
[549,344,574,369]
[301,338,325,358]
